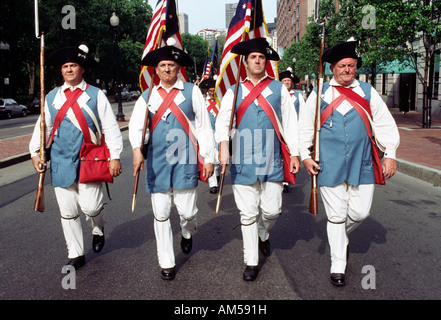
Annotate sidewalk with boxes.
[1,109,440,185]
[0,115,131,169]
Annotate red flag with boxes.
[215,0,277,103]
[139,0,186,92]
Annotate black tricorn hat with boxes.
[279,70,300,84]
[47,45,94,68]
[322,39,362,68]
[141,38,193,67]
[231,37,280,61]
[199,78,216,89]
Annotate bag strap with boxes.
[328,86,385,185]
[207,99,219,115]
[49,88,84,146]
[235,78,272,128]
[241,79,285,143]
[149,88,180,133]
[155,87,198,148]
[49,85,92,145]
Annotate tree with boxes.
[0,0,152,102]
[279,0,340,81]
[181,33,209,83]
[376,0,441,128]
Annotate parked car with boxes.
[114,91,133,102]
[30,97,40,113]
[129,90,141,100]
[0,98,28,119]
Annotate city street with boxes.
[1,130,441,307]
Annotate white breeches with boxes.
[54,182,105,259]
[151,188,198,269]
[232,180,282,266]
[320,182,375,273]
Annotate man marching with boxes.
[129,40,215,280]
[29,45,123,270]
[199,77,220,194]
[299,39,400,286]
[279,69,305,193]
[215,37,300,281]
[279,69,304,116]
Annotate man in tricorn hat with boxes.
[129,39,215,280]
[279,68,305,193]
[215,37,300,281]
[199,77,220,194]
[29,45,123,270]
[299,38,400,286]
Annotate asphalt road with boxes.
[1,131,441,309]
[0,100,134,140]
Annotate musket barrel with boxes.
[308,19,325,215]
[34,32,46,213]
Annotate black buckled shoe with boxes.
[330,273,345,286]
[181,236,193,254]
[66,255,86,270]
[243,266,259,281]
[210,186,219,194]
[92,229,105,253]
[161,267,176,280]
[259,238,271,257]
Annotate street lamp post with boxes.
[110,12,125,122]
[292,57,296,74]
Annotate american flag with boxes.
[139,0,186,92]
[200,52,210,82]
[215,0,277,103]
[200,38,219,82]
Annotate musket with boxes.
[309,5,325,215]
[131,30,163,212]
[215,33,247,214]
[33,0,46,212]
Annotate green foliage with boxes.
[280,0,441,87]
[0,0,152,100]
[181,33,209,82]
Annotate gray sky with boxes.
[170,0,277,34]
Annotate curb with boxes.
[0,125,129,169]
[1,133,440,187]
[396,158,441,186]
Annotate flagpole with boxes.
[132,28,164,213]
[216,29,248,214]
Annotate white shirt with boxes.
[128,79,215,163]
[29,80,123,160]
[298,78,400,161]
[215,76,299,157]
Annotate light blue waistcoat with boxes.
[317,81,375,187]
[47,85,101,188]
[230,80,284,185]
[142,82,199,193]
